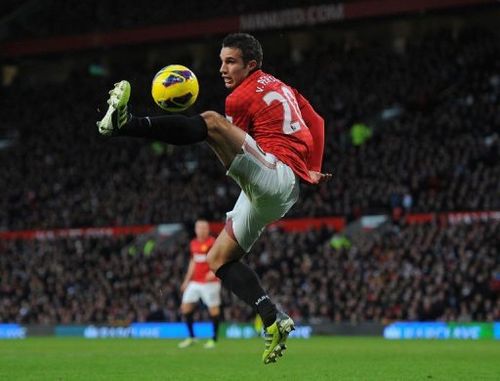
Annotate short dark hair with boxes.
[222,33,263,69]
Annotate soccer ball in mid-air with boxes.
[151,64,199,112]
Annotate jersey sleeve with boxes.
[293,89,325,172]
[225,93,252,132]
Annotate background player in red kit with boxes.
[178,219,220,349]
[97,33,330,364]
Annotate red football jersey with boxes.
[190,236,217,283]
[225,69,317,183]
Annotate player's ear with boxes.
[246,60,258,72]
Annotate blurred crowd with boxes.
[1,220,498,324]
[1,26,499,231]
[252,220,500,323]
[1,18,500,325]
[2,0,329,39]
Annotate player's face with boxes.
[219,47,256,90]
[195,220,210,240]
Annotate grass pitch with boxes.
[0,337,499,380]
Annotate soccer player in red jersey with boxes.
[178,219,221,349]
[97,33,330,364]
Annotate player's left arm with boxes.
[293,89,331,184]
[181,258,195,292]
[205,271,217,282]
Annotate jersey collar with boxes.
[237,69,263,90]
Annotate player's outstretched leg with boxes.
[262,311,295,365]
[97,80,131,135]
[96,81,207,144]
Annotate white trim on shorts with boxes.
[225,133,299,252]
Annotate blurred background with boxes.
[0,0,499,339]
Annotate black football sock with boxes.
[184,312,195,338]
[215,261,277,327]
[119,114,207,145]
[211,315,220,341]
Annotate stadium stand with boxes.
[1,5,499,325]
[1,26,499,230]
[0,0,341,39]
[1,220,498,324]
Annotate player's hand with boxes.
[205,271,217,282]
[308,170,332,184]
[180,281,188,292]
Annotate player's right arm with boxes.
[293,89,331,184]
[181,258,195,292]
[293,89,325,173]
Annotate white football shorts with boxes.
[181,281,221,308]
[225,133,300,252]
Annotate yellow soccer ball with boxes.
[151,64,199,112]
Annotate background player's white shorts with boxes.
[226,134,300,252]
[181,281,221,307]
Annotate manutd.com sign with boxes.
[240,4,344,30]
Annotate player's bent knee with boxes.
[206,249,219,272]
[201,111,230,135]
[206,247,226,272]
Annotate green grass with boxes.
[0,337,499,380]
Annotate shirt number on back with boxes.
[263,86,304,135]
